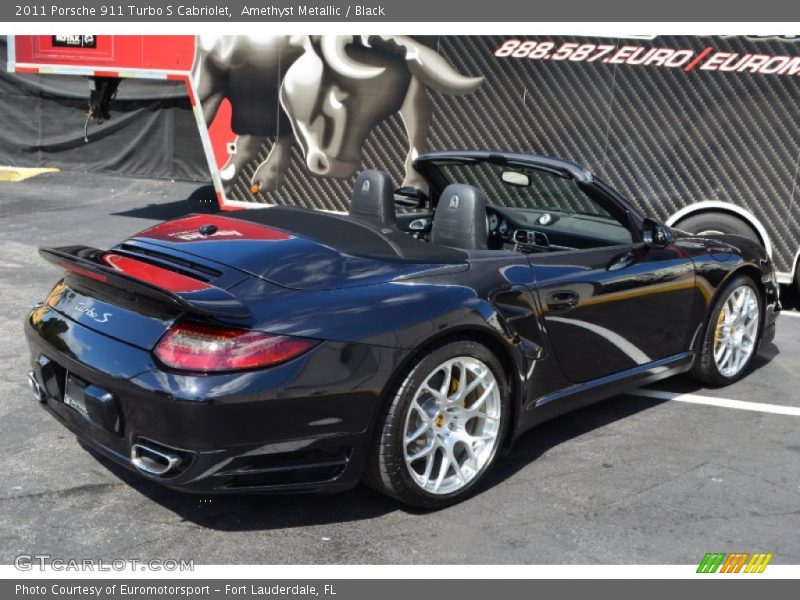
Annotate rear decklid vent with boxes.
[39,245,252,321]
[115,243,223,281]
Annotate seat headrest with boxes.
[349,170,396,228]
[431,184,488,250]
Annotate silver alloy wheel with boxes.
[713,284,760,378]
[402,356,502,495]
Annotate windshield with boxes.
[433,160,614,219]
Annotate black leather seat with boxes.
[349,170,397,228]
[431,184,489,250]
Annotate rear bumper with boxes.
[25,305,402,494]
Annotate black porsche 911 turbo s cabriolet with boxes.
[25,150,780,508]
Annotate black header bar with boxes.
[5,0,800,22]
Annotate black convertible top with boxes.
[234,206,467,263]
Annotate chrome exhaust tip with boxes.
[131,442,183,476]
[27,371,45,403]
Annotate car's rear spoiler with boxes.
[39,245,251,320]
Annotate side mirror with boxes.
[642,217,674,249]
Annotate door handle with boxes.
[545,290,579,313]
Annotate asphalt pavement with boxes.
[1,171,799,564]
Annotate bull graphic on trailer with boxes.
[9,35,800,286]
[192,35,484,195]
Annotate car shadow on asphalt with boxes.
[644,339,780,396]
[481,393,673,492]
[110,199,195,221]
[81,444,402,526]
[110,185,219,220]
[79,391,682,529]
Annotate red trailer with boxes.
[7,34,239,209]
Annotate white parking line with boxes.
[630,389,800,416]
[780,311,800,319]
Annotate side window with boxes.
[438,162,633,246]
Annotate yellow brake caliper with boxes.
[714,307,726,350]
[449,376,460,404]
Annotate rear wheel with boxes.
[367,340,510,509]
[692,274,762,386]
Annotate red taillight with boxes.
[154,322,319,372]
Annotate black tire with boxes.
[676,211,760,243]
[692,274,762,386]
[365,339,511,509]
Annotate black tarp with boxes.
[0,37,208,181]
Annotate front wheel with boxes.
[366,340,510,509]
[692,275,762,386]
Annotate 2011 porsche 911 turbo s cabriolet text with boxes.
[25,151,780,508]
